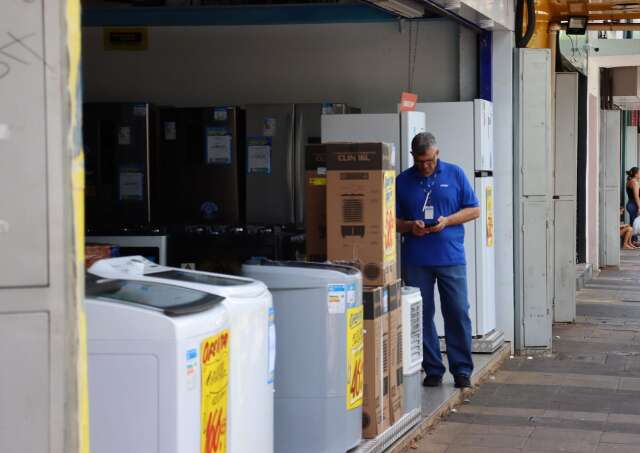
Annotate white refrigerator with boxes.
[414,100,496,337]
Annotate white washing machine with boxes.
[242,260,363,453]
[86,275,231,453]
[89,257,274,453]
[401,286,423,415]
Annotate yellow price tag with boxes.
[346,305,364,410]
[486,185,494,248]
[201,330,230,453]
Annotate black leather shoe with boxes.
[422,375,443,387]
[454,375,472,389]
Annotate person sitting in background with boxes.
[626,167,640,222]
[620,207,638,250]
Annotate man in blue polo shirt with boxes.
[396,132,480,389]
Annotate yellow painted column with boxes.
[527,0,552,49]
[66,0,90,452]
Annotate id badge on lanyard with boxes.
[423,190,434,220]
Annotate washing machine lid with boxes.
[86,275,225,317]
[148,269,251,286]
[246,259,360,275]
[90,256,253,286]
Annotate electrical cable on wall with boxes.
[515,0,536,48]
[407,20,420,92]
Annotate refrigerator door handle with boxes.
[294,111,305,226]
[286,110,295,225]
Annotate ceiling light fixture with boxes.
[566,16,588,35]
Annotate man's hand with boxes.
[427,216,449,233]
[411,220,428,236]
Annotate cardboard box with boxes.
[326,143,397,287]
[387,279,404,424]
[305,144,328,261]
[362,286,390,438]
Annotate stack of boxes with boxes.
[306,142,404,438]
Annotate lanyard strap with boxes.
[423,189,431,211]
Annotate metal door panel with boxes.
[245,104,295,225]
[523,199,551,348]
[553,199,576,323]
[624,127,636,173]
[0,313,49,452]
[517,50,551,197]
[0,1,48,287]
[602,110,621,188]
[599,111,621,267]
[554,73,579,197]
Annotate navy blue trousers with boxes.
[405,263,474,378]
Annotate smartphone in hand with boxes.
[424,219,440,228]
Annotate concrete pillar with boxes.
[492,30,515,347]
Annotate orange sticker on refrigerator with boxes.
[486,185,494,248]
[346,302,364,410]
[201,330,230,453]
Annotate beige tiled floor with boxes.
[411,251,640,453]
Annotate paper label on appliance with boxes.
[118,170,144,201]
[317,166,327,176]
[263,117,276,136]
[346,283,357,309]
[247,138,272,174]
[206,129,232,165]
[486,185,494,248]
[118,126,131,145]
[346,304,364,410]
[267,306,276,384]
[214,108,228,121]
[200,330,230,453]
[328,284,346,314]
[186,348,198,391]
[164,121,177,141]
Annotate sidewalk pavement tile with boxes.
[599,432,640,445]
